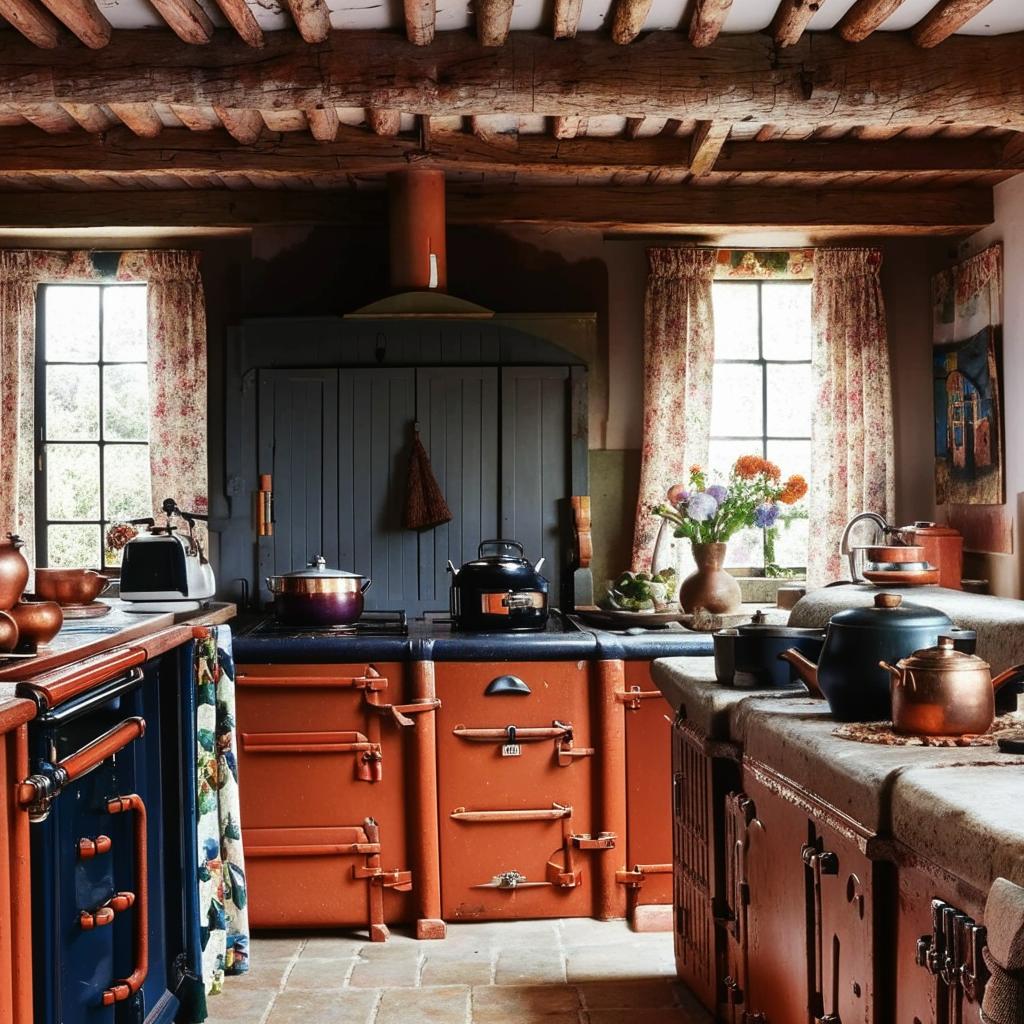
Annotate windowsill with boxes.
[734,574,807,604]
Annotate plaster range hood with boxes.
[347,168,494,320]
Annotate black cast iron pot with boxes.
[449,540,549,632]
[714,622,825,688]
[266,556,372,626]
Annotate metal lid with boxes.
[903,521,961,537]
[899,635,990,672]
[829,592,952,630]
[277,556,362,580]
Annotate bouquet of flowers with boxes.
[651,455,808,550]
[105,522,139,559]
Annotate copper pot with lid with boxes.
[266,556,372,626]
[880,636,1024,737]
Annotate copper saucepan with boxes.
[880,636,1024,737]
[34,568,111,606]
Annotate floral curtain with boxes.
[631,247,717,571]
[808,248,895,586]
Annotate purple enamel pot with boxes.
[266,556,372,626]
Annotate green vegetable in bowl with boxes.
[599,567,679,612]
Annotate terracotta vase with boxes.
[0,535,29,611]
[679,541,742,615]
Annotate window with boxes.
[35,284,151,569]
[709,280,812,571]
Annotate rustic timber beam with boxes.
[281,0,330,43]
[0,186,992,234]
[108,103,163,137]
[552,116,584,140]
[307,104,339,141]
[0,125,1017,179]
[37,0,110,48]
[688,0,733,48]
[215,106,264,143]
[552,0,582,38]
[209,0,264,47]
[367,109,401,136]
[146,0,213,44]
[0,0,62,47]
[610,0,654,44]
[689,121,730,176]
[837,0,907,42]
[60,102,115,132]
[2,31,1022,130]
[476,0,513,47]
[912,0,995,49]
[403,0,434,45]
[771,0,829,47]
[21,102,77,133]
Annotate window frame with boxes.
[34,282,149,570]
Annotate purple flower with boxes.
[706,484,730,504]
[754,502,780,529]
[687,491,719,522]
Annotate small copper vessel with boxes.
[7,600,63,649]
[33,568,110,606]
[880,636,1024,737]
[0,535,29,611]
[0,610,18,653]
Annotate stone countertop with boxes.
[891,765,1024,891]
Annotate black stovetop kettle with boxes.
[448,539,550,632]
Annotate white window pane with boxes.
[766,363,813,437]
[46,444,100,520]
[44,287,99,362]
[104,445,152,522]
[46,364,99,440]
[769,517,809,570]
[712,283,759,359]
[766,439,812,485]
[762,283,812,360]
[711,363,763,437]
[724,527,763,570]
[708,439,763,480]
[104,365,149,441]
[103,286,148,361]
[48,524,101,569]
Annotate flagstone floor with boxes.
[204,919,711,1024]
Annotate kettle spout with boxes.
[779,648,823,698]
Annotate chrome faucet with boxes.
[840,512,892,582]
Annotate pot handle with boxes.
[991,663,1024,693]
[361,578,373,594]
[479,539,524,559]
[878,660,905,689]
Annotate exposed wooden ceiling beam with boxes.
[771,0,829,47]
[36,0,110,48]
[215,106,263,144]
[108,103,163,137]
[0,0,62,47]
[60,102,115,132]
[553,0,582,38]
[0,124,1015,179]
[610,0,653,44]
[754,124,776,142]
[0,186,992,235]
[367,108,401,136]
[837,0,907,42]
[688,0,733,48]
[476,0,513,47]
[307,104,339,142]
[403,0,434,45]
[147,0,213,44]
[170,104,221,131]
[21,102,78,133]
[3,31,1024,131]
[281,0,330,43]
[552,116,584,140]
[689,121,729,176]
[209,0,264,47]
[625,117,644,139]
[912,0,995,48]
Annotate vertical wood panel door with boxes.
[257,369,339,586]
[338,369,418,611]
[501,367,571,607]
[416,368,499,613]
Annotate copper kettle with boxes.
[0,534,29,611]
[880,636,1024,737]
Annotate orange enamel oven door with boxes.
[436,661,597,921]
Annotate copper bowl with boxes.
[6,600,63,649]
[33,568,110,606]
[0,610,18,653]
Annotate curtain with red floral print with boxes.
[808,248,895,587]
[631,247,717,571]
[118,250,208,523]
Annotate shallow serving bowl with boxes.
[33,568,111,606]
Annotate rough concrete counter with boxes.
[892,765,1024,891]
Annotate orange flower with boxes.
[733,454,766,480]
[764,461,781,481]
[689,464,702,476]
[778,474,808,504]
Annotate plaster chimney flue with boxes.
[387,169,448,294]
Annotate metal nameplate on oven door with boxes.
[479,591,545,615]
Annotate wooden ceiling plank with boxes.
[0,186,991,234]
[367,108,401,136]
[850,125,903,140]
[60,102,115,132]
[689,0,733,48]
[476,0,513,46]
[37,0,109,47]
[215,106,264,144]
[281,0,330,43]
[404,0,434,45]
[611,0,654,44]
[553,0,582,38]
[0,0,61,47]
[146,0,213,44]
[753,124,776,142]
[307,104,339,142]
[170,104,221,131]
[552,115,582,140]
[625,116,644,139]
[912,0,995,48]
[209,0,264,47]
[771,0,829,47]
[837,0,907,42]
[109,103,164,137]
[21,102,78,133]
[5,31,1024,131]
[690,120,730,176]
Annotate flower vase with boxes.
[679,541,742,615]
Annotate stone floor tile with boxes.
[348,951,422,988]
[266,989,380,1024]
[583,1009,703,1024]
[494,949,567,986]
[557,919,635,947]
[565,945,676,984]
[299,934,367,960]
[374,986,471,1024]
[249,935,305,962]
[471,983,581,1020]
[284,955,360,990]
[421,956,494,986]
[223,959,291,991]
[204,985,277,1024]
[577,979,679,1009]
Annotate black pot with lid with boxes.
[448,540,549,632]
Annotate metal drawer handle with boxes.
[450,803,572,823]
[452,723,571,742]
[241,730,375,754]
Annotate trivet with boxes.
[833,713,1024,747]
